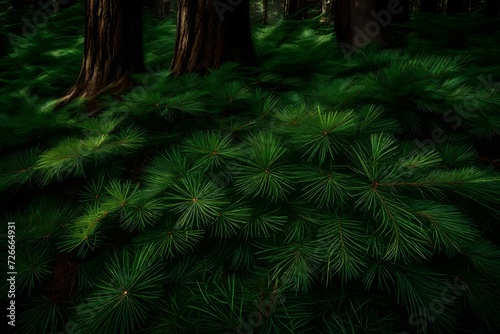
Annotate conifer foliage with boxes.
[1,3,500,334]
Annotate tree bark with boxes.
[170,0,258,76]
[263,0,269,24]
[335,0,388,55]
[334,0,352,48]
[320,0,332,22]
[60,0,144,104]
[154,0,171,19]
[284,0,308,18]
[373,0,409,46]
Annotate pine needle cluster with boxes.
[1,4,500,334]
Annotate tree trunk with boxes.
[284,0,308,18]
[60,0,144,104]
[335,0,388,56]
[154,0,171,19]
[334,0,352,49]
[320,0,331,22]
[374,0,409,47]
[263,0,269,24]
[170,0,258,76]
[420,0,439,12]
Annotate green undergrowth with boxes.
[1,5,500,334]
